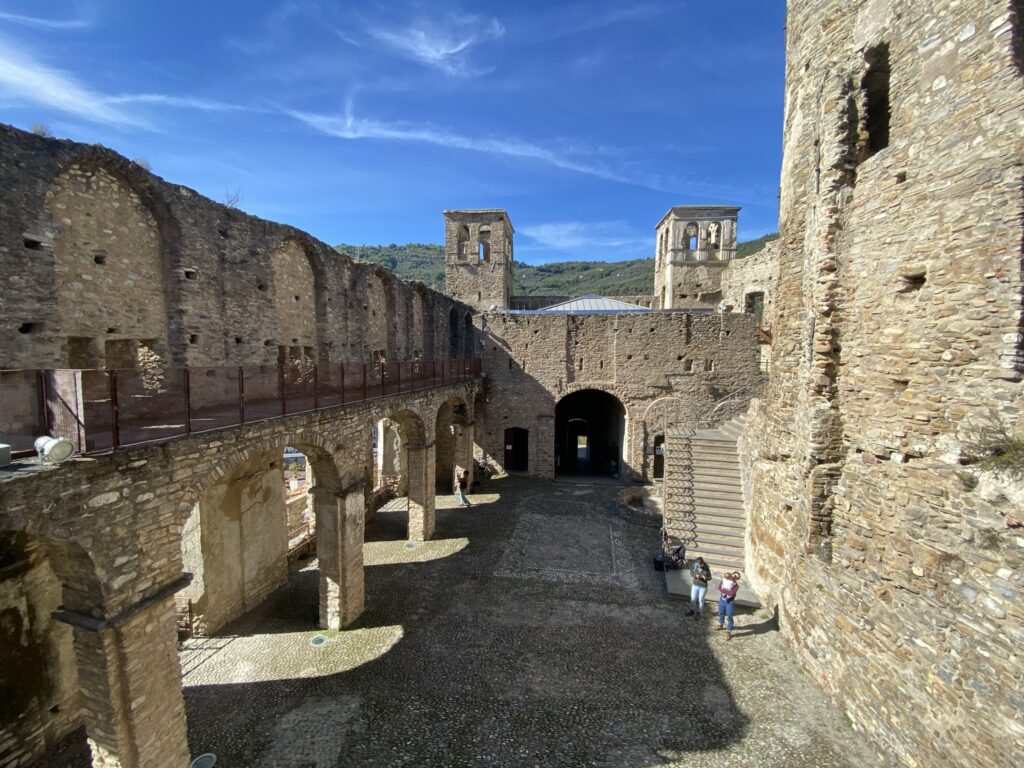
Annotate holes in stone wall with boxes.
[705,359,715,372]
[189,334,199,344]
[93,252,107,265]
[899,269,926,293]
[894,171,907,184]
[265,340,275,347]
[862,43,891,157]
[18,322,39,334]
[106,327,119,334]
[1012,0,1024,75]
[257,282,267,292]
[235,336,243,345]
[184,269,198,280]
[22,237,43,251]
[684,359,695,373]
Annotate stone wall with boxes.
[444,210,514,312]
[719,239,779,326]
[478,311,764,478]
[0,534,81,768]
[0,124,473,371]
[737,2,1024,767]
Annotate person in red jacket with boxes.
[716,571,740,640]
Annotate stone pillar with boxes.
[454,422,475,488]
[406,442,435,541]
[55,586,191,768]
[379,423,406,495]
[314,486,365,630]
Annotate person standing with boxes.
[456,469,471,507]
[687,557,712,618]
[716,571,740,640]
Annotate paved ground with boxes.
[36,476,884,767]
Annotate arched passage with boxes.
[555,389,626,479]
[384,409,435,541]
[435,397,472,496]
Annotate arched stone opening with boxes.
[382,408,435,541]
[435,397,472,496]
[555,389,626,479]
[1,529,191,768]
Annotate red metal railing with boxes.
[0,357,480,457]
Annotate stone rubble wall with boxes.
[479,311,764,478]
[737,2,1024,767]
[719,239,780,326]
[0,123,474,371]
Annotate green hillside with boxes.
[335,233,777,297]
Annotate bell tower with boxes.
[444,209,514,312]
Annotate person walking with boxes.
[687,556,712,618]
[456,469,471,507]
[716,571,740,640]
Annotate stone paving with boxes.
[34,476,886,767]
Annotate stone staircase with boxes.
[688,413,746,576]
[663,412,760,606]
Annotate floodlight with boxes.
[34,436,75,464]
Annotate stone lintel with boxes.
[52,572,193,631]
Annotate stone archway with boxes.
[554,389,627,479]
[435,396,472,496]
[384,408,435,541]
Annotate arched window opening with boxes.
[478,228,491,262]
[458,225,470,260]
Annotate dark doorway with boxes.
[463,313,474,357]
[448,307,460,356]
[504,427,528,472]
[653,435,665,479]
[744,291,765,317]
[555,389,626,478]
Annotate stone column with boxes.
[55,586,191,768]
[314,486,365,630]
[454,422,475,488]
[406,441,435,541]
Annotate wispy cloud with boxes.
[105,93,265,113]
[367,15,504,77]
[519,221,649,252]
[0,36,144,127]
[287,100,673,191]
[0,8,95,31]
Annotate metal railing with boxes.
[1,357,480,457]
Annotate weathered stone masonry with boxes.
[0,123,480,768]
[0,124,475,372]
[737,2,1024,767]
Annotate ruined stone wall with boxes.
[719,239,780,325]
[0,124,472,371]
[479,311,763,478]
[0,535,81,768]
[738,2,1024,766]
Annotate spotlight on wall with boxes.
[34,436,75,464]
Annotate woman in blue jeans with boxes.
[687,557,711,618]
[716,572,740,640]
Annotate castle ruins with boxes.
[0,1,1021,766]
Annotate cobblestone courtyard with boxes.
[38,476,882,767]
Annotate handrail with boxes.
[0,356,481,458]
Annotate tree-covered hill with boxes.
[335,233,778,297]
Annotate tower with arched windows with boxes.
[654,205,740,310]
[443,209,514,312]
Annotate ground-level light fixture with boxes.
[34,436,75,464]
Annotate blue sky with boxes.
[0,1,786,265]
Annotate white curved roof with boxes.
[520,294,651,314]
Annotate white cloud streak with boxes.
[287,102,671,191]
[367,16,504,76]
[105,93,265,113]
[0,9,94,30]
[0,37,145,127]
[519,221,649,252]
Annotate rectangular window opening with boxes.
[863,43,891,157]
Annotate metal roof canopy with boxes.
[505,294,652,314]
